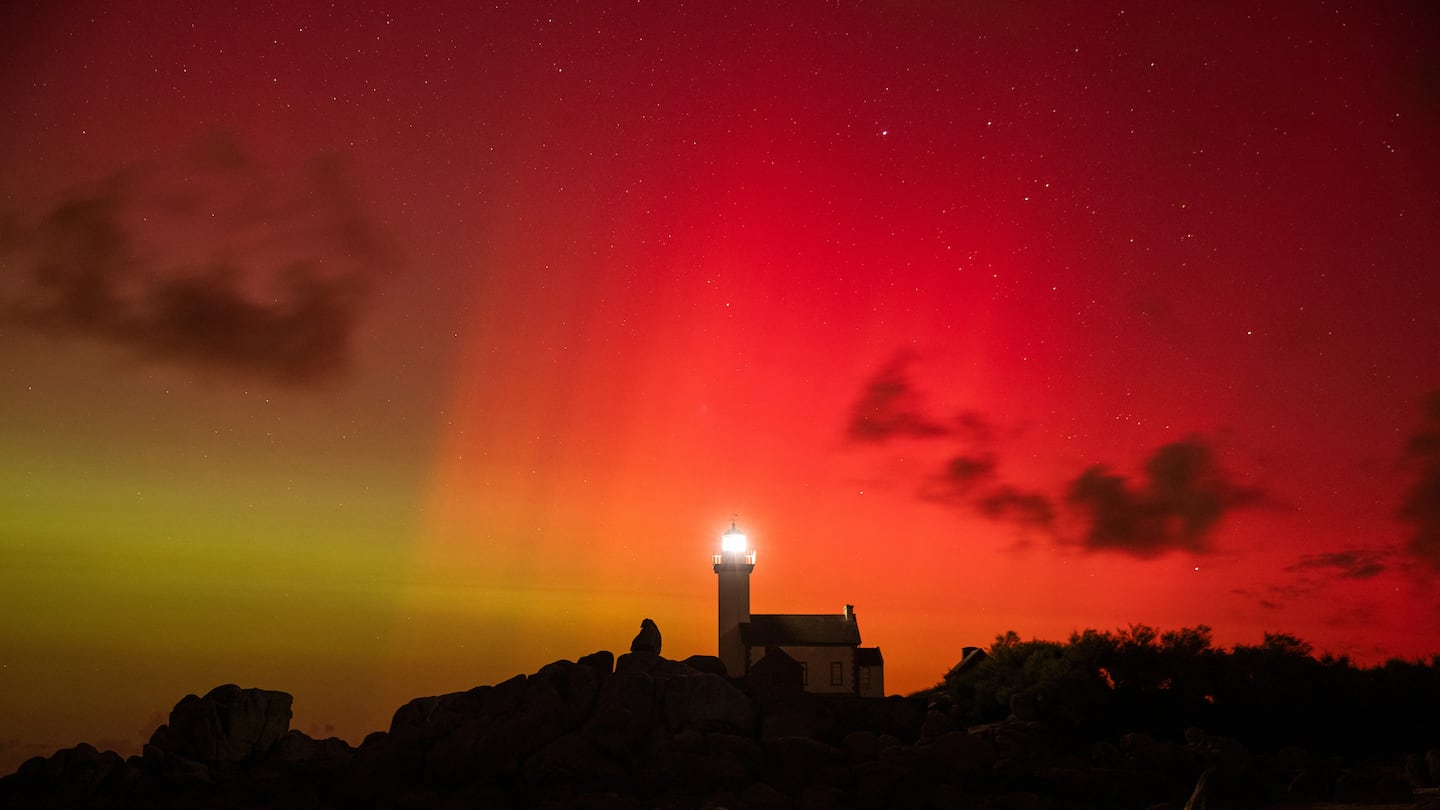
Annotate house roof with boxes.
[740,613,862,647]
[855,646,884,666]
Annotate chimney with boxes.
[843,604,854,621]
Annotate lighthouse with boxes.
[711,520,886,694]
[713,521,755,677]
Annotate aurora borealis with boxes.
[2,0,1439,774]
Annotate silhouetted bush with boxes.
[931,626,1440,759]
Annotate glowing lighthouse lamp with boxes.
[722,524,746,552]
[714,520,756,564]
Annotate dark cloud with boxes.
[920,452,1055,532]
[1231,587,1286,612]
[1065,435,1264,557]
[1285,549,1387,580]
[845,352,948,442]
[1269,580,1319,601]
[976,485,1055,529]
[845,352,1261,549]
[0,133,396,386]
[953,410,997,444]
[844,357,1054,533]
[1398,390,1440,571]
[938,454,998,492]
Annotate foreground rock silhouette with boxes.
[4,648,1435,809]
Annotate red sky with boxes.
[2,0,1439,775]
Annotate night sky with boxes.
[3,0,1439,774]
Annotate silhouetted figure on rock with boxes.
[630,617,662,654]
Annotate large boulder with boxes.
[149,684,293,767]
[681,654,728,677]
[347,692,459,782]
[423,673,571,785]
[19,743,129,787]
[533,658,605,727]
[854,759,927,808]
[842,730,880,763]
[578,649,616,678]
[1332,768,1413,804]
[920,708,956,739]
[357,673,563,786]
[763,735,844,790]
[583,668,658,756]
[650,735,748,795]
[2,742,136,805]
[615,650,664,676]
[272,729,355,769]
[663,672,757,735]
[705,731,764,774]
[761,707,826,742]
[919,730,995,783]
[520,731,629,797]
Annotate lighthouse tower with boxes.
[713,521,755,677]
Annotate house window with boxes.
[799,662,808,686]
[861,667,872,689]
[830,661,843,686]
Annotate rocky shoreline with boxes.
[4,649,1437,809]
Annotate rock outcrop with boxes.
[2,641,1429,809]
[148,683,293,767]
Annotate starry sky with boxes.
[2,0,1439,774]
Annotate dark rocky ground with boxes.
[4,649,1439,809]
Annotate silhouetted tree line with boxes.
[930,625,1440,759]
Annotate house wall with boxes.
[769,645,856,694]
[857,663,884,698]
